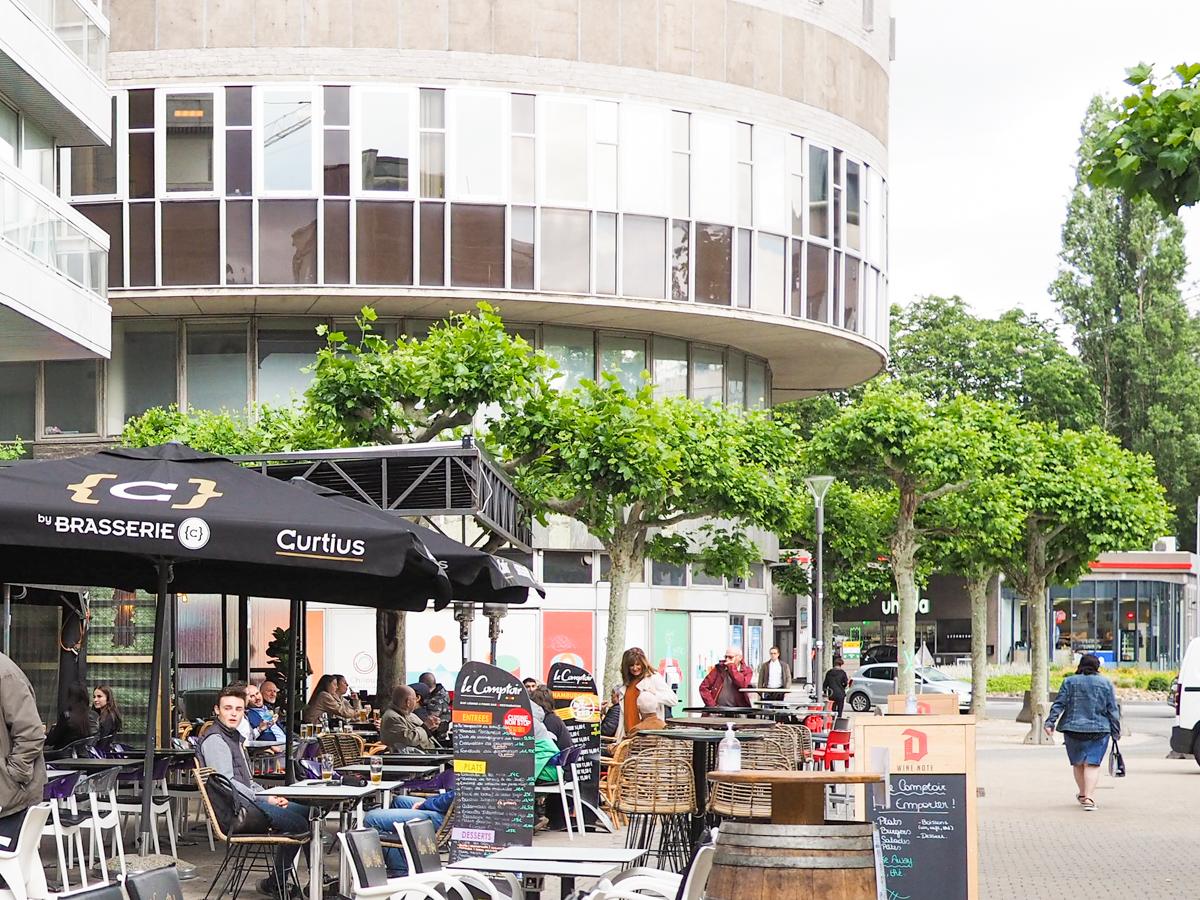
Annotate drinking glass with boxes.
[369,756,383,785]
[320,753,335,781]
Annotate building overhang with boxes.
[110,286,888,402]
[0,241,110,361]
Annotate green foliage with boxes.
[986,669,1175,693]
[1082,63,1200,215]
[0,440,25,461]
[646,524,762,581]
[120,404,337,454]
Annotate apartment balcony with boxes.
[0,159,109,360]
[0,0,110,146]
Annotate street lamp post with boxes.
[805,475,835,693]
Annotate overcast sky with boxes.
[888,0,1200,323]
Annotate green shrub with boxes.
[1146,676,1172,692]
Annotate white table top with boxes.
[491,847,645,864]
[448,858,620,877]
[262,779,402,801]
[338,764,440,775]
[247,740,286,749]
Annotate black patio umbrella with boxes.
[0,442,454,857]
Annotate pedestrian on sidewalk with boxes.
[823,656,849,719]
[1044,653,1121,811]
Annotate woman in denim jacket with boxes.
[1043,653,1121,811]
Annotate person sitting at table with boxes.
[303,673,359,725]
[756,646,793,692]
[364,791,455,876]
[409,682,446,740]
[418,672,451,722]
[380,684,436,751]
[259,679,282,718]
[89,684,123,745]
[614,647,678,739]
[198,684,311,897]
[699,649,753,708]
[45,681,93,752]
[529,685,573,750]
[245,683,286,743]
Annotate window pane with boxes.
[162,201,219,285]
[187,327,247,413]
[361,91,409,192]
[673,152,690,219]
[544,99,588,204]
[226,200,252,285]
[692,566,722,586]
[747,360,767,409]
[323,130,350,195]
[653,337,688,399]
[844,256,861,330]
[44,360,97,435]
[420,133,445,199]
[450,204,504,288]
[226,130,252,196]
[737,162,752,226]
[594,143,617,209]
[323,199,349,284]
[511,135,534,204]
[258,200,318,284]
[752,233,786,314]
[257,324,324,406]
[599,335,646,393]
[790,239,802,316]
[263,90,313,191]
[807,243,830,324]
[356,201,413,285]
[510,206,534,290]
[596,212,616,294]
[128,89,154,129]
[622,215,665,299]
[0,363,36,441]
[21,118,54,191]
[453,94,503,198]
[541,208,589,293]
[226,86,252,127]
[692,347,723,404]
[76,203,123,288]
[846,160,862,250]
[809,145,829,238]
[696,224,731,304]
[0,102,18,164]
[512,94,535,134]
[324,85,350,127]
[128,132,155,199]
[419,202,444,286]
[420,89,444,129]
[543,551,592,584]
[671,220,690,302]
[651,561,685,587]
[71,99,117,195]
[128,202,156,286]
[736,228,751,308]
[108,322,177,431]
[543,326,594,391]
[165,94,214,191]
[727,351,745,407]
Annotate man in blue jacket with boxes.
[364,791,454,876]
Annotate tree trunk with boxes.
[601,530,642,698]
[967,572,992,718]
[376,609,405,713]
[821,606,835,684]
[1026,578,1050,712]
[891,488,920,696]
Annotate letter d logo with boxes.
[902,728,928,762]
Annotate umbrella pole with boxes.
[2,584,9,656]
[286,598,299,784]
[139,561,171,857]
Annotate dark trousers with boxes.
[830,694,845,719]
[255,800,311,882]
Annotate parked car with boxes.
[847,664,972,713]
[860,644,898,665]
[1170,637,1200,764]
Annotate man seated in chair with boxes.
[380,685,436,751]
[198,684,311,895]
[364,791,454,877]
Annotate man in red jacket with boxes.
[699,649,753,707]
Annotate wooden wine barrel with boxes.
[704,821,886,900]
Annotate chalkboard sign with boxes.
[547,662,602,824]
[868,773,968,900]
[450,661,535,860]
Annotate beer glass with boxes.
[320,753,335,781]
[370,756,383,785]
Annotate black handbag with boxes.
[1108,739,1127,778]
[205,772,273,834]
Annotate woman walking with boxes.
[1044,653,1121,811]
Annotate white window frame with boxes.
[156,87,223,199]
[446,89,507,205]
[180,318,254,414]
[352,84,418,200]
[256,85,320,197]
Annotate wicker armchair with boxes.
[706,740,790,821]
[613,752,696,872]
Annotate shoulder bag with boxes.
[1108,739,1126,778]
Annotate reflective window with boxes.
[323,200,350,284]
[511,93,535,204]
[747,360,767,409]
[226,86,252,127]
[809,145,830,239]
[324,130,350,195]
[128,202,156,286]
[672,111,690,219]
[736,229,751,309]
[844,256,861,331]
[162,201,219,285]
[692,566,722,587]
[653,337,688,399]
[419,202,445,286]
[44,361,97,435]
[259,200,317,284]
[226,130,253,196]
[0,102,17,165]
[21,118,54,191]
[257,323,324,406]
[671,220,690,302]
[360,91,409,192]
[543,551,592,584]
[107,321,178,432]
[596,212,617,294]
[807,243,830,324]
[692,347,724,405]
[622,215,665,299]
[324,86,350,127]
[71,97,117,195]
[737,122,753,226]
[790,239,802,316]
[165,93,214,192]
[593,101,618,210]
[510,206,534,290]
[454,94,502,197]
[651,561,685,587]
[263,90,313,191]
[129,89,154,129]
[0,363,36,441]
[789,135,803,237]
[540,208,589,293]
[226,200,253,285]
[129,132,155,199]
[356,201,413,285]
[544,99,588,205]
[846,160,862,250]
[186,326,248,413]
[450,204,504,288]
[752,233,786,314]
[599,335,646,393]
[543,326,594,391]
[726,351,745,408]
[833,149,843,247]
[76,203,123,288]
[695,224,732,304]
[419,89,445,199]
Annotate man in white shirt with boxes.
[756,646,793,692]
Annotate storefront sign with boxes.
[881,595,931,615]
[842,639,861,660]
[547,661,602,825]
[450,661,534,860]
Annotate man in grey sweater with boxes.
[0,650,46,866]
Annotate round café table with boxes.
[707,771,883,825]
[665,716,765,729]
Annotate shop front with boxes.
[833,575,976,666]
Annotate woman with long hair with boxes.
[46,681,92,751]
[529,684,573,750]
[1044,653,1122,811]
[613,647,678,739]
[90,684,123,742]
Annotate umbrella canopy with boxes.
[0,443,453,609]
[288,477,545,607]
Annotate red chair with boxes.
[812,730,853,771]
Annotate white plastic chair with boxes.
[396,819,520,900]
[41,771,92,893]
[76,768,128,883]
[336,831,451,900]
[533,746,586,839]
[586,843,715,900]
[0,803,52,900]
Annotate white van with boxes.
[1171,637,1200,763]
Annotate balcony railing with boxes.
[1,163,107,299]
[16,0,109,80]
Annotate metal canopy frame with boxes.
[229,439,533,552]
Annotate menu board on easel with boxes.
[450,661,534,861]
[547,662,602,823]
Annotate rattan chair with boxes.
[706,739,790,821]
[613,752,695,872]
[778,723,815,769]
